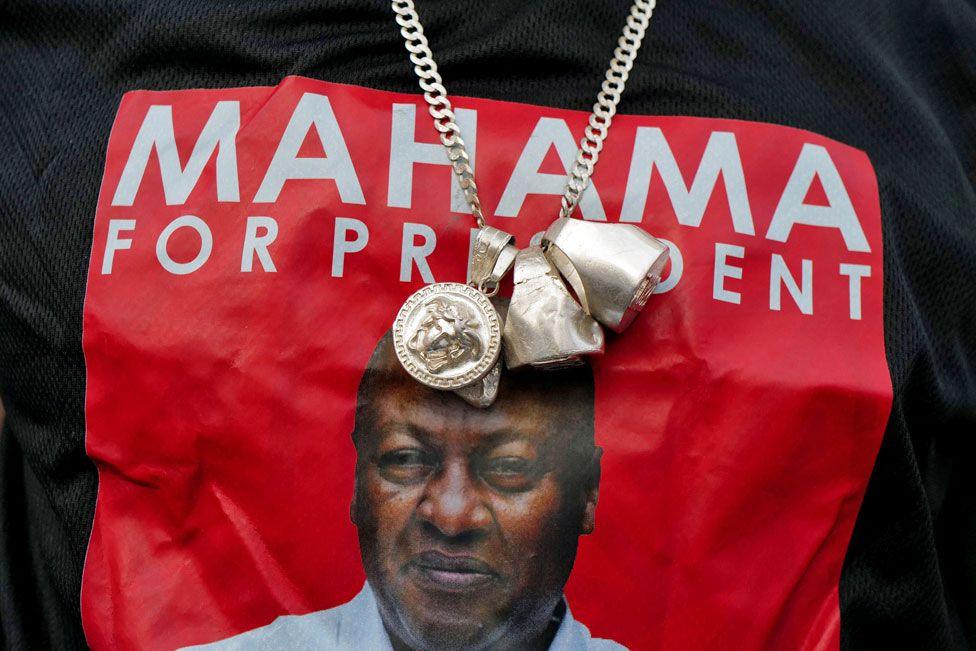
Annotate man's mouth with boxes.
[407,551,497,592]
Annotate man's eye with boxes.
[481,457,536,491]
[380,449,428,467]
[377,449,434,484]
[484,457,531,475]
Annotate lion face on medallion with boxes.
[406,298,484,374]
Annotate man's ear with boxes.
[580,446,602,535]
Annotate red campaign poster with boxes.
[81,76,892,650]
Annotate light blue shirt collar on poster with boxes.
[182,582,626,651]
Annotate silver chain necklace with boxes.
[389,0,670,407]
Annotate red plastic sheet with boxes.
[81,77,891,650]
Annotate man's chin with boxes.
[388,579,511,650]
[399,609,505,651]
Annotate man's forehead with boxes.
[354,332,593,449]
[369,377,559,445]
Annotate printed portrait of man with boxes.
[187,330,621,650]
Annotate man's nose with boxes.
[417,461,491,539]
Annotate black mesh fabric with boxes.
[1,1,974,649]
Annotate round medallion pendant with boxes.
[393,282,502,390]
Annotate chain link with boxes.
[560,0,657,219]
[392,0,486,228]
[391,0,657,226]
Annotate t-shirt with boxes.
[1,2,974,649]
[178,583,624,651]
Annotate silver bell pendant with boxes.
[542,218,669,332]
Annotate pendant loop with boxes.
[469,226,517,294]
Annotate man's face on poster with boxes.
[350,343,600,650]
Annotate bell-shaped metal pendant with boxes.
[543,218,669,333]
[503,246,604,370]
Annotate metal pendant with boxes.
[503,246,604,370]
[393,282,502,390]
[453,361,501,408]
[440,225,517,407]
[543,218,669,333]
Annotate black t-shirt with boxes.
[1,2,974,649]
